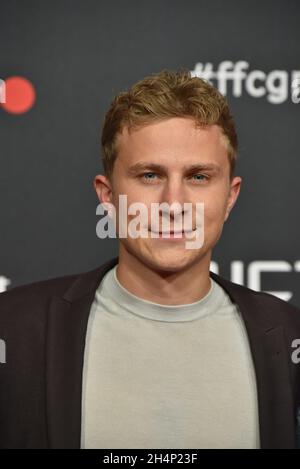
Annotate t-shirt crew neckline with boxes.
[99,265,226,323]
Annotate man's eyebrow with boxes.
[127,162,221,175]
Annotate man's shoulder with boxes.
[0,268,92,326]
[0,257,117,325]
[211,270,300,327]
[0,271,80,305]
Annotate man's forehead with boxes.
[117,118,223,141]
[114,126,228,173]
[116,119,227,153]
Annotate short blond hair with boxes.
[101,68,238,181]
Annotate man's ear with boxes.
[224,176,242,222]
[93,174,113,205]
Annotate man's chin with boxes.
[120,240,202,273]
[142,252,197,275]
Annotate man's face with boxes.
[95,117,241,273]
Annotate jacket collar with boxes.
[46,256,296,448]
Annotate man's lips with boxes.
[148,229,196,235]
[149,228,196,233]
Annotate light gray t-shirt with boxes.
[81,265,260,449]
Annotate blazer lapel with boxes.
[45,257,296,448]
[46,257,119,448]
[210,271,296,449]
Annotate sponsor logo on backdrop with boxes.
[0,78,5,103]
[191,61,300,104]
[292,77,300,103]
[210,260,300,302]
[0,76,35,114]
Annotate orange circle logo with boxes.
[1,76,36,114]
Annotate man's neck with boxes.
[116,248,212,306]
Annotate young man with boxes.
[0,69,300,449]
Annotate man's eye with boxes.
[140,172,208,183]
[141,172,158,182]
[191,174,208,182]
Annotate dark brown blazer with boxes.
[0,256,300,448]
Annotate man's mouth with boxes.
[148,228,196,237]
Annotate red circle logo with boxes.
[1,76,36,114]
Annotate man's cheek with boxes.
[203,208,224,232]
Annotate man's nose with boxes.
[159,179,187,219]
[161,178,186,203]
